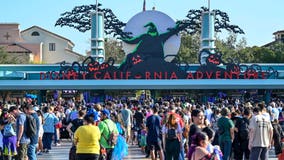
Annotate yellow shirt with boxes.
[74,125,101,154]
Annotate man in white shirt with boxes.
[248,104,273,160]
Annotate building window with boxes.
[31,31,40,36]
[281,34,284,43]
[49,43,56,51]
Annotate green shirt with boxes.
[217,116,234,142]
[98,119,119,148]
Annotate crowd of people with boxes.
[118,97,284,160]
[0,98,129,160]
[0,96,283,160]
[0,103,41,160]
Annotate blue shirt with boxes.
[16,113,30,144]
[121,109,132,126]
[43,113,58,133]
[3,123,16,137]
[69,110,78,121]
[146,114,162,142]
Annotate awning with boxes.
[0,79,284,90]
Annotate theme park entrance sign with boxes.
[40,11,279,80]
[39,55,278,80]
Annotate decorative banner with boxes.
[39,51,278,80]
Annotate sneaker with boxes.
[43,149,49,153]
[37,151,43,155]
[55,143,61,146]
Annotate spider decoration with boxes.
[55,5,244,39]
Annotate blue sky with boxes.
[1,0,283,55]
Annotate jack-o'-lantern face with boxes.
[87,61,99,72]
[132,55,143,65]
[87,61,110,72]
[100,63,109,70]
[207,54,221,65]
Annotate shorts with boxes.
[16,143,28,160]
[147,139,162,151]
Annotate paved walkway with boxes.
[37,139,72,160]
[37,140,278,160]
[37,140,148,160]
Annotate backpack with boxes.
[102,121,118,146]
[238,118,249,140]
[167,128,177,140]
[25,114,37,138]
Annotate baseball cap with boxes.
[87,108,100,122]
[101,109,110,118]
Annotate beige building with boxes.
[0,23,83,64]
[273,30,284,42]
[263,30,284,47]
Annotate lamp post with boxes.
[91,0,105,64]
[200,0,215,53]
